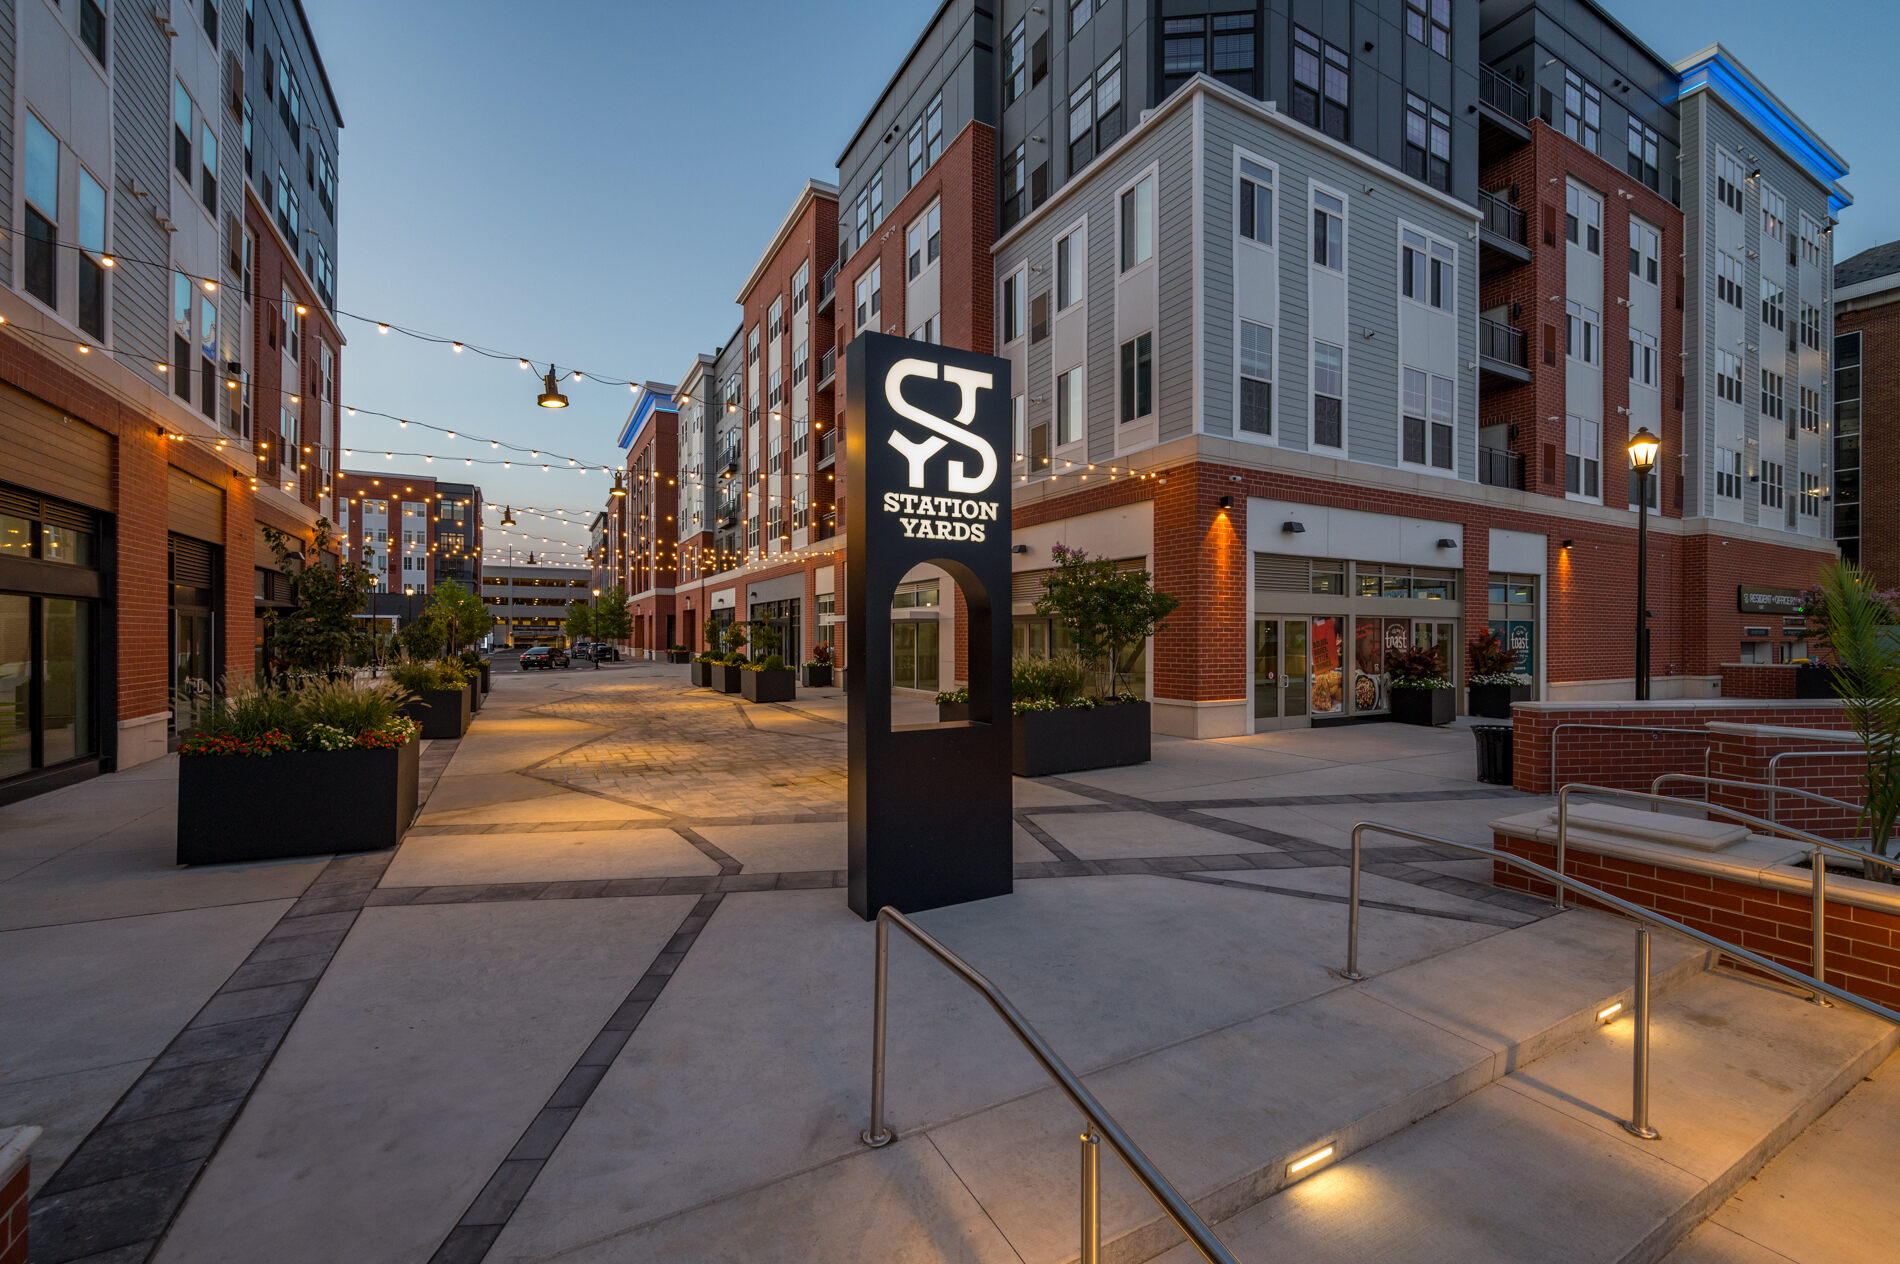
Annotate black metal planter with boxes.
[1467,682,1531,719]
[403,687,472,740]
[1391,687,1456,726]
[1013,702,1151,777]
[666,650,691,664]
[937,700,971,723]
[467,679,483,714]
[712,663,745,694]
[801,664,833,688]
[178,739,420,864]
[690,660,713,687]
[741,669,796,702]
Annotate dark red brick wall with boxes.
[244,193,340,512]
[1511,702,1850,794]
[1479,122,1686,515]
[1492,829,1900,1011]
[1833,293,1899,587]
[1719,664,1798,698]
[1705,726,1866,837]
[1,1156,27,1264]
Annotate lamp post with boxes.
[1627,427,1661,701]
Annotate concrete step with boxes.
[1153,970,1897,1264]
[915,909,1715,1264]
[1659,1047,1900,1264]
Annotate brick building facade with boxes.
[1832,241,1900,584]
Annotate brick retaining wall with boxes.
[1512,701,1850,794]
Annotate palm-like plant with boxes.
[1816,559,1900,876]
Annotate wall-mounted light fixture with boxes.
[1561,539,1574,550]
[1282,520,1306,534]
[1010,544,1029,554]
[1436,538,1458,549]
[1218,495,1234,511]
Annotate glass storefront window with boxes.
[1354,617,1387,713]
[41,524,94,567]
[40,599,93,764]
[0,596,29,781]
[0,514,29,558]
[1311,562,1345,594]
[1310,616,1343,713]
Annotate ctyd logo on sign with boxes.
[845,333,1014,920]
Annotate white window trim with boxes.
[1396,218,1458,316]
[1394,364,1460,478]
[1115,162,1161,280]
[1234,147,1278,255]
[1052,212,1088,315]
[1309,338,1348,456]
[1053,361,1087,457]
[1230,149,1279,448]
[1233,317,1277,448]
[1308,177,1350,275]
[1001,264,1028,347]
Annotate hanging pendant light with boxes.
[611,472,627,498]
[537,365,569,408]
[501,505,516,526]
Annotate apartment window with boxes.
[1800,215,1826,268]
[1715,447,1743,500]
[925,93,944,166]
[1629,330,1658,387]
[1428,374,1454,470]
[1312,342,1344,447]
[23,113,58,308]
[1001,268,1025,344]
[854,188,870,252]
[1402,229,1454,311]
[1566,183,1601,253]
[1761,186,1786,242]
[1760,279,1785,331]
[1312,190,1343,270]
[870,172,884,231]
[1799,472,1821,517]
[1162,17,1204,96]
[769,435,784,474]
[768,368,784,411]
[793,262,809,313]
[1404,95,1451,192]
[1565,301,1599,365]
[1069,0,1090,36]
[1057,365,1085,445]
[202,0,218,43]
[1629,220,1660,285]
[1238,158,1273,244]
[242,99,253,178]
[768,298,784,342]
[1056,230,1078,310]
[1566,415,1600,498]
[1717,152,1746,215]
[1004,19,1026,104]
[1030,293,1049,342]
[172,272,193,398]
[283,286,301,361]
[1401,368,1454,470]
[1800,385,1821,434]
[1239,320,1272,436]
[1626,118,1660,189]
[173,80,194,179]
[1120,175,1154,271]
[1563,69,1601,152]
[1013,394,1026,461]
[80,0,107,63]
[1761,369,1785,421]
[1293,28,1350,141]
[199,296,217,420]
[200,122,218,214]
[854,261,881,331]
[906,118,925,185]
[1716,350,1743,404]
[1068,80,1094,172]
[1800,302,1822,350]
[1626,330,1656,383]
[1717,251,1744,308]
[908,316,939,345]
[1094,52,1123,152]
[746,327,759,366]
[1119,333,1153,424]
[1406,0,1450,56]
[1760,460,1784,509]
[1002,144,1026,228]
[78,169,106,340]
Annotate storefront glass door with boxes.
[891,621,939,691]
[1252,619,1311,729]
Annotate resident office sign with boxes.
[846,333,1013,919]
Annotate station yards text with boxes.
[881,492,1001,541]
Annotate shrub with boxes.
[389,660,466,692]
[1012,652,1089,708]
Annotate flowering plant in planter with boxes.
[1466,628,1530,687]
[1387,645,1451,690]
[936,687,970,705]
[177,678,419,755]
[178,728,294,757]
[806,641,834,669]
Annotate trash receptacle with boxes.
[1473,725,1513,785]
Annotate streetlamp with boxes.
[1627,427,1661,701]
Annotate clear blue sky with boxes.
[305,0,1897,561]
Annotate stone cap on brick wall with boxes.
[1515,699,1846,713]
[0,1124,40,1188]
[1706,722,1865,742]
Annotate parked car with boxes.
[519,647,570,670]
[590,643,617,661]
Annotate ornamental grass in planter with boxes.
[177,677,421,865]
[1466,628,1532,719]
[1389,644,1455,726]
[712,654,746,695]
[740,655,796,703]
[690,653,717,688]
[1008,652,1152,775]
[390,659,474,739]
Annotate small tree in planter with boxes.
[1466,628,1532,718]
[1034,544,1180,696]
[713,623,748,694]
[691,622,725,687]
[741,653,796,702]
[802,639,834,688]
[261,520,376,683]
[1388,644,1454,726]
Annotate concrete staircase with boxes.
[917,909,1895,1264]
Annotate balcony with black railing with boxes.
[1479,318,1531,386]
[1478,190,1531,272]
[1478,64,1532,162]
[1478,445,1525,490]
[817,261,838,312]
[817,426,836,466]
[817,346,835,389]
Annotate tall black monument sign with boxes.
[845,332,1013,919]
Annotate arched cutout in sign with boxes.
[845,332,1014,919]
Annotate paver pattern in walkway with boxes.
[3,660,1571,1264]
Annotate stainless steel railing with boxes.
[1548,723,1712,801]
[1649,772,1868,835]
[861,906,1238,1264]
[1342,822,1900,1140]
[1558,784,1900,1001]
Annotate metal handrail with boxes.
[861,907,1238,1264]
[1548,723,1712,796]
[1343,822,1900,1138]
[1769,742,1864,797]
[1649,773,1874,840]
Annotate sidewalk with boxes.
[3,662,1551,1263]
